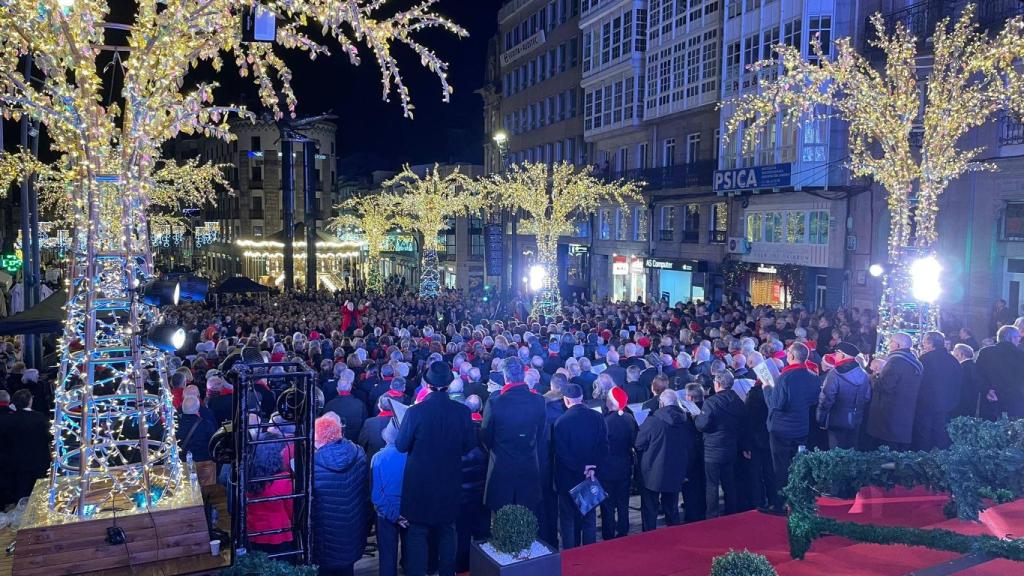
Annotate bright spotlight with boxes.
[528,265,546,292]
[141,279,181,307]
[493,130,508,144]
[910,256,942,303]
[868,264,885,278]
[146,324,187,352]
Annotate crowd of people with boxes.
[2,284,1024,576]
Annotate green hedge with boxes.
[220,552,318,576]
[785,417,1024,561]
[710,549,778,576]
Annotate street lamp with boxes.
[492,130,508,145]
[868,263,885,278]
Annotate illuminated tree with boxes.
[481,161,643,317]
[0,0,465,518]
[385,164,480,297]
[723,3,1024,342]
[328,194,409,293]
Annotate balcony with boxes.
[978,0,1024,30]
[250,210,264,220]
[864,0,953,56]
[1000,114,1024,146]
[658,229,674,242]
[603,160,716,191]
[710,230,728,244]
[681,230,699,244]
[249,179,264,189]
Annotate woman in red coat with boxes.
[340,300,366,335]
[246,433,294,555]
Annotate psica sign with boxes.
[713,163,792,193]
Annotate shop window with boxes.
[1004,202,1024,241]
[787,212,807,243]
[809,210,830,244]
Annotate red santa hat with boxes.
[609,386,629,415]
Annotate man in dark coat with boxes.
[635,389,692,531]
[553,383,608,549]
[480,357,547,516]
[396,361,477,576]
[694,371,747,518]
[867,333,924,451]
[542,341,565,375]
[953,343,982,418]
[816,342,872,450]
[976,326,1024,419]
[2,390,51,500]
[623,365,651,407]
[764,343,820,515]
[913,332,962,450]
[571,358,598,400]
[601,387,636,540]
[456,403,489,573]
[538,374,567,547]
[358,395,395,461]
[743,379,774,511]
[603,350,627,388]
[641,374,670,414]
[324,370,368,442]
[176,396,216,462]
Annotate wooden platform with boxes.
[0,482,231,576]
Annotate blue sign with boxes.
[713,163,792,193]
[484,224,504,277]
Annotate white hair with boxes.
[337,369,355,391]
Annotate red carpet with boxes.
[556,488,1024,576]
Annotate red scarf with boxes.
[834,357,858,369]
[780,363,807,375]
[378,410,394,418]
[336,391,351,397]
[501,382,537,395]
[471,412,483,422]
[386,390,404,398]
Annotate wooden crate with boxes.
[11,481,211,576]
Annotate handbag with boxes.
[570,477,608,516]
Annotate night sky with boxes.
[278,0,503,171]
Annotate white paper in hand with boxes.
[753,361,776,389]
[627,402,644,414]
[732,378,755,401]
[391,400,409,426]
[633,408,651,426]
[679,399,701,416]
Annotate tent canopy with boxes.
[216,276,271,294]
[0,289,66,335]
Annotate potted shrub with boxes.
[469,504,561,576]
[710,549,777,576]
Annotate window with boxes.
[615,207,627,240]
[727,0,741,19]
[710,202,728,243]
[809,211,830,244]
[637,142,649,169]
[764,212,783,243]
[713,129,721,159]
[612,16,622,60]
[251,165,263,183]
[701,30,719,94]
[682,204,700,242]
[252,225,263,237]
[743,33,760,88]
[784,18,802,52]
[599,208,612,240]
[762,26,780,61]
[635,9,647,52]
[725,41,740,95]
[444,232,457,256]
[809,15,832,60]
[470,233,484,257]
[616,147,629,172]
[660,206,676,240]
[250,136,261,151]
[787,212,806,243]
[601,22,612,65]
[251,195,264,218]
[663,138,676,167]
[686,132,701,163]
[633,206,648,241]
[802,118,827,162]
[745,213,762,242]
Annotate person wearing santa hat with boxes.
[601,386,636,540]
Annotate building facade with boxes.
[173,119,340,285]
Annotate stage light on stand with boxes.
[145,324,186,352]
[141,279,180,307]
[910,256,942,303]
[869,264,885,277]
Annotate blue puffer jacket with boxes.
[312,439,368,569]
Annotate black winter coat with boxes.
[461,424,488,506]
[396,391,476,524]
[324,394,368,441]
[481,386,547,510]
[358,415,391,461]
[695,389,747,464]
[553,405,608,494]
[0,409,50,476]
[176,412,216,461]
[635,405,692,492]
[976,341,1024,419]
[867,349,923,445]
[744,385,770,451]
[603,411,637,485]
[917,348,962,416]
[312,439,368,569]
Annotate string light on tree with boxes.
[722,3,1024,345]
[384,164,481,298]
[328,196,410,294]
[481,162,643,318]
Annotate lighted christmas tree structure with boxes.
[0,0,464,521]
[329,195,410,294]
[481,162,642,317]
[723,3,1024,345]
